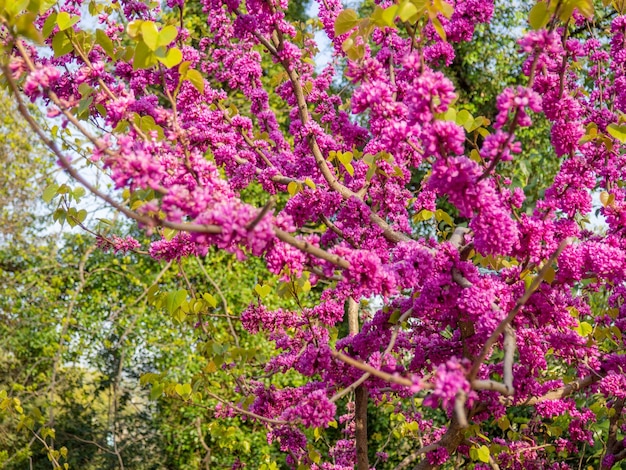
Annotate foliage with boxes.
[0,88,53,245]
[1,0,626,469]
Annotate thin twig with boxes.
[196,258,240,347]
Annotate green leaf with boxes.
[156,46,182,68]
[42,183,59,203]
[575,321,593,337]
[126,19,143,38]
[334,9,359,35]
[42,12,57,38]
[76,209,87,223]
[75,95,93,118]
[397,1,418,21]
[185,69,205,94]
[430,16,447,41]
[157,25,178,47]
[150,382,164,400]
[141,21,159,50]
[528,2,550,30]
[96,29,115,59]
[56,11,79,31]
[165,289,187,314]
[497,416,511,431]
[133,40,156,69]
[254,284,271,299]
[476,445,490,463]
[203,293,217,308]
[147,284,160,303]
[52,31,74,57]
[381,5,399,26]
[607,123,626,143]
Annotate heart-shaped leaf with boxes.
[254,284,271,298]
[203,293,217,308]
[56,12,79,31]
[157,25,178,47]
[607,123,626,143]
[334,9,359,35]
[156,47,182,68]
[528,2,550,30]
[141,21,159,50]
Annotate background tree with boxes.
[2,0,626,469]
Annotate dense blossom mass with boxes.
[3,0,626,468]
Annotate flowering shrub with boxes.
[2,0,626,468]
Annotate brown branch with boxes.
[392,443,441,470]
[346,298,369,470]
[201,391,289,425]
[246,197,276,231]
[274,228,349,268]
[331,308,414,402]
[217,101,274,168]
[523,372,603,406]
[195,418,212,470]
[331,350,415,388]
[454,392,468,428]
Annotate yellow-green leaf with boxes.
[56,11,79,31]
[203,293,217,308]
[185,69,205,94]
[42,183,59,203]
[575,321,593,337]
[254,284,271,299]
[127,19,143,38]
[287,181,299,195]
[96,29,115,59]
[476,445,490,463]
[397,1,418,21]
[381,5,399,26]
[157,25,178,47]
[42,12,57,38]
[141,21,159,50]
[334,9,359,35]
[156,47,182,68]
[133,40,156,69]
[52,31,73,57]
[607,123,626,143]
[528,2,550,30]
[431,16,447,41]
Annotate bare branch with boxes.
[331,308,413,402]
[331,350,417,388]
[197,258,240,347]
